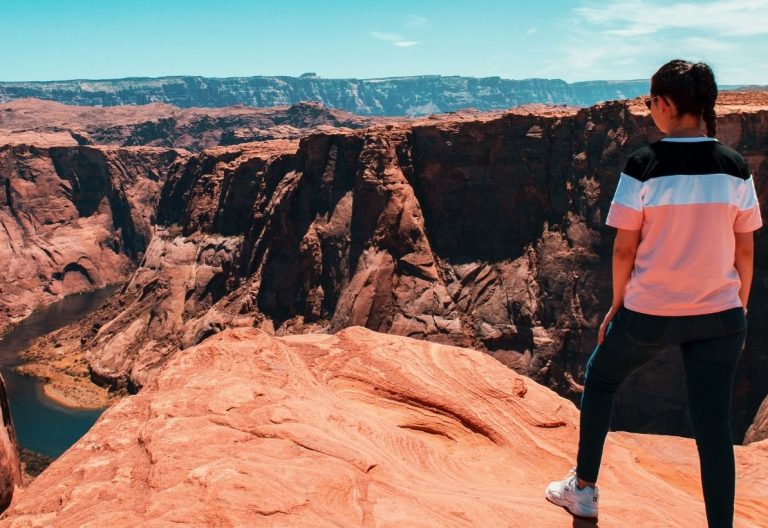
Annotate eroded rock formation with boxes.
[0,143,184,336]
[0,99,381,151]
[58,93,768,436]
[2,328,766,527]
[19,93,768,441]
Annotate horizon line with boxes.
[0,73,654,85]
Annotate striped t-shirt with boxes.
[606,137,763,316]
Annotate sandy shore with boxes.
[15,332,126,410]
[15,362,122,410]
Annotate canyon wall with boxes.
[0,99,378,151]
[0,143,184,336]
[0,75,652,115]
[64,95,768,440]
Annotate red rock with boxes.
[0,144,184,336]
[0,98,386,151]
[69,95,768,442]
[745,395,768,444]
[2,328,766,527]
[0,374,21,513]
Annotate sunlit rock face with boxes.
[2,327,767,527]
[0,98,379,151]
[70,93,768,442]
[0,143,183,336]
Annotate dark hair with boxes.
[651,59,718,137]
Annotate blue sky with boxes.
[2,0,767,84]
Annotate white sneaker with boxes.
[545,468,599,519]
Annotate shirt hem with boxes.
[623,300,744,316]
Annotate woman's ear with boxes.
[659,97,676,117]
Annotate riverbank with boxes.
[17,332,125,410]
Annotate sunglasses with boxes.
[644,95,665,109]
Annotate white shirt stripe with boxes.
[613,172,757,210]
[612,173,643,211]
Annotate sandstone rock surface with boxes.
[58,94,768,441]
[0,99,381,151]
[744,395,768,444]
[0,374,21,514]
[0,144,184,336]
[2,327,767,527]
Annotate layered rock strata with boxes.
[0,99,381,151]
[21,93,768,441]
[2,328,767,527]
[0,143,184,336]
[0,75,654,115]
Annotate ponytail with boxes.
[702,109,717,138]
[692,63,718,138]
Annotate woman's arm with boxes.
[734,231,755,311]
[598,228,641,344]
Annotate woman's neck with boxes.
[665,115,704,137]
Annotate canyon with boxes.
[0,92,766,521]
[10,92,768,445]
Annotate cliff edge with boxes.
[1,327,766,527]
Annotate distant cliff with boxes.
[0,75,653,115]
[0,99,382,151]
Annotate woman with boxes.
[545,59,762,528]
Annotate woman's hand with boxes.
[604,229,640,345]
[598,306,621,345]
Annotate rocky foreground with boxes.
[1,327,766,527]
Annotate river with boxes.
[0,287,118,458]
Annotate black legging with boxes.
[576,306,746,528]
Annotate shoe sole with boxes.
[545,494,599,520]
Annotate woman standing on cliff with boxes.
[544,59,763,527]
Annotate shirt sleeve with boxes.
[734,175,763,233]
[606,172,644,230]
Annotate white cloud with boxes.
[602,25,662,37]
[405,14,430,29]
[575,0,768,36]
[371,31,405,42]
[679,36,737,53]
[543,0,768,82]
[371,30,420,48]
[526,27,538,35]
